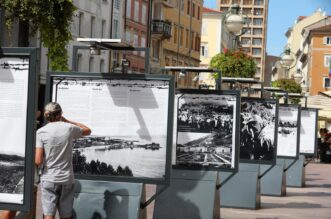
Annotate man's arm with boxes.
[61,117,91,136]
[35,147,44,166]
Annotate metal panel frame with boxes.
[0,47,37,211]
[45,71,174,185]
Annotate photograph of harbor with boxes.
[240,99,277,162]
[72,135,166,178]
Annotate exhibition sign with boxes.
[277,104,301,158]
[240,98,278,164]
[174,89,240,172]
[46,72,174,184]
[299,108,318,155]
[0,48,37,211]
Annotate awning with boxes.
[301,92,331,120]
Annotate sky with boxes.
[203,0,331,56]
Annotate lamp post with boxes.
[224,4,248,50]
[279,47,296,78]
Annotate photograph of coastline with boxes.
[175,93,237,169]
[52,77,171,180]
[277,105,300,157]
[240,98,278,162]
[0,57,30,204]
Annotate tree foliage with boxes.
[0,0,76,71]
[210,50,257,78]
[272,79,302,104]
[271,79,302,93]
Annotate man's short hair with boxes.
[44,102,62,122]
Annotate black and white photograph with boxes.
[0,57,29,204]
[277,105,300,157]
[240,98,278,162]
[51,76,172,181]
[300,108,318,155]
[175,92,238,169]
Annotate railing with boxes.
[151,20,172,39]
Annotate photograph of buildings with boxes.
[0,57,30,204]
[277,105,300,157]
[52,77,171,180]
[240,99,278,162]
[175,93,237,169]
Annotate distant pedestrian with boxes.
[35,102,91,219]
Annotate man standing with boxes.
[35,102,91,219]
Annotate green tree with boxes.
[272,79,302,104]
[210,50,257,78]
[0,0,76,71]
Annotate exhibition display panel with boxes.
[46,72,175,184]
[276,104,301,158]
[0,48,37,211]
[299,108,318,155]
[240,98,279,164]
[174,89,241,172]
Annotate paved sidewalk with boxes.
[28,162,331,218]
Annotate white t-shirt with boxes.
[36,121,83,183]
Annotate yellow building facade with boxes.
[161,0,203,88]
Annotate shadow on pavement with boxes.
[262,202,325,209]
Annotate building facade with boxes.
[218,0,269,81]
[299,17,331,95]
[285,9,326,79]
[151,0,203,88]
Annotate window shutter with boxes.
[323,37,327,45]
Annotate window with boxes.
[201,43,208,57]
[253,28,262,35]
[197,6,200,20]
[221,0,230,4]
[180,27,184,46]
[243,0,252,5]
[324,55,331,67]
[192,2,195,18]
[101,20,106,38]
[243,8,252,15]
[100,59,105,72]
[202,22,207,36]
[254,58,261,65]
[252,48,261,55]
[254,8,263,16]
[125,29,131,42]
[256,67,261,75]
[324,77,331,88]
[113,19,119,38]
[152,40,160,60]
[186,29,190,48]
[191,31,195,49]
[253,18,263,26]
[187,0,190,15]
[126,0,131,18]
[89,57,94,72]
[77,54,83,71]
[254,0,264,5]
[195,35,200,51]
[114,0,120,10]
[181,0,184,12]
[241,38,251,45]
[78,12,84,37]
[174,25,178,44]
[134,0,139,22]
[252,38,262,45]
[244,17,251,25]
[323,36,331,45]
[142,3,147,25]
[242,28,251,35]
[141,35,146,57]
[133,31,139,47]
[90,16,96,38]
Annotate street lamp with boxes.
[224,4,248,49]
[279,47,296,78]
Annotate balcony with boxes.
[152,20,172,39]
[154,0,175,8]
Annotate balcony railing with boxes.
[152,20,172,39]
